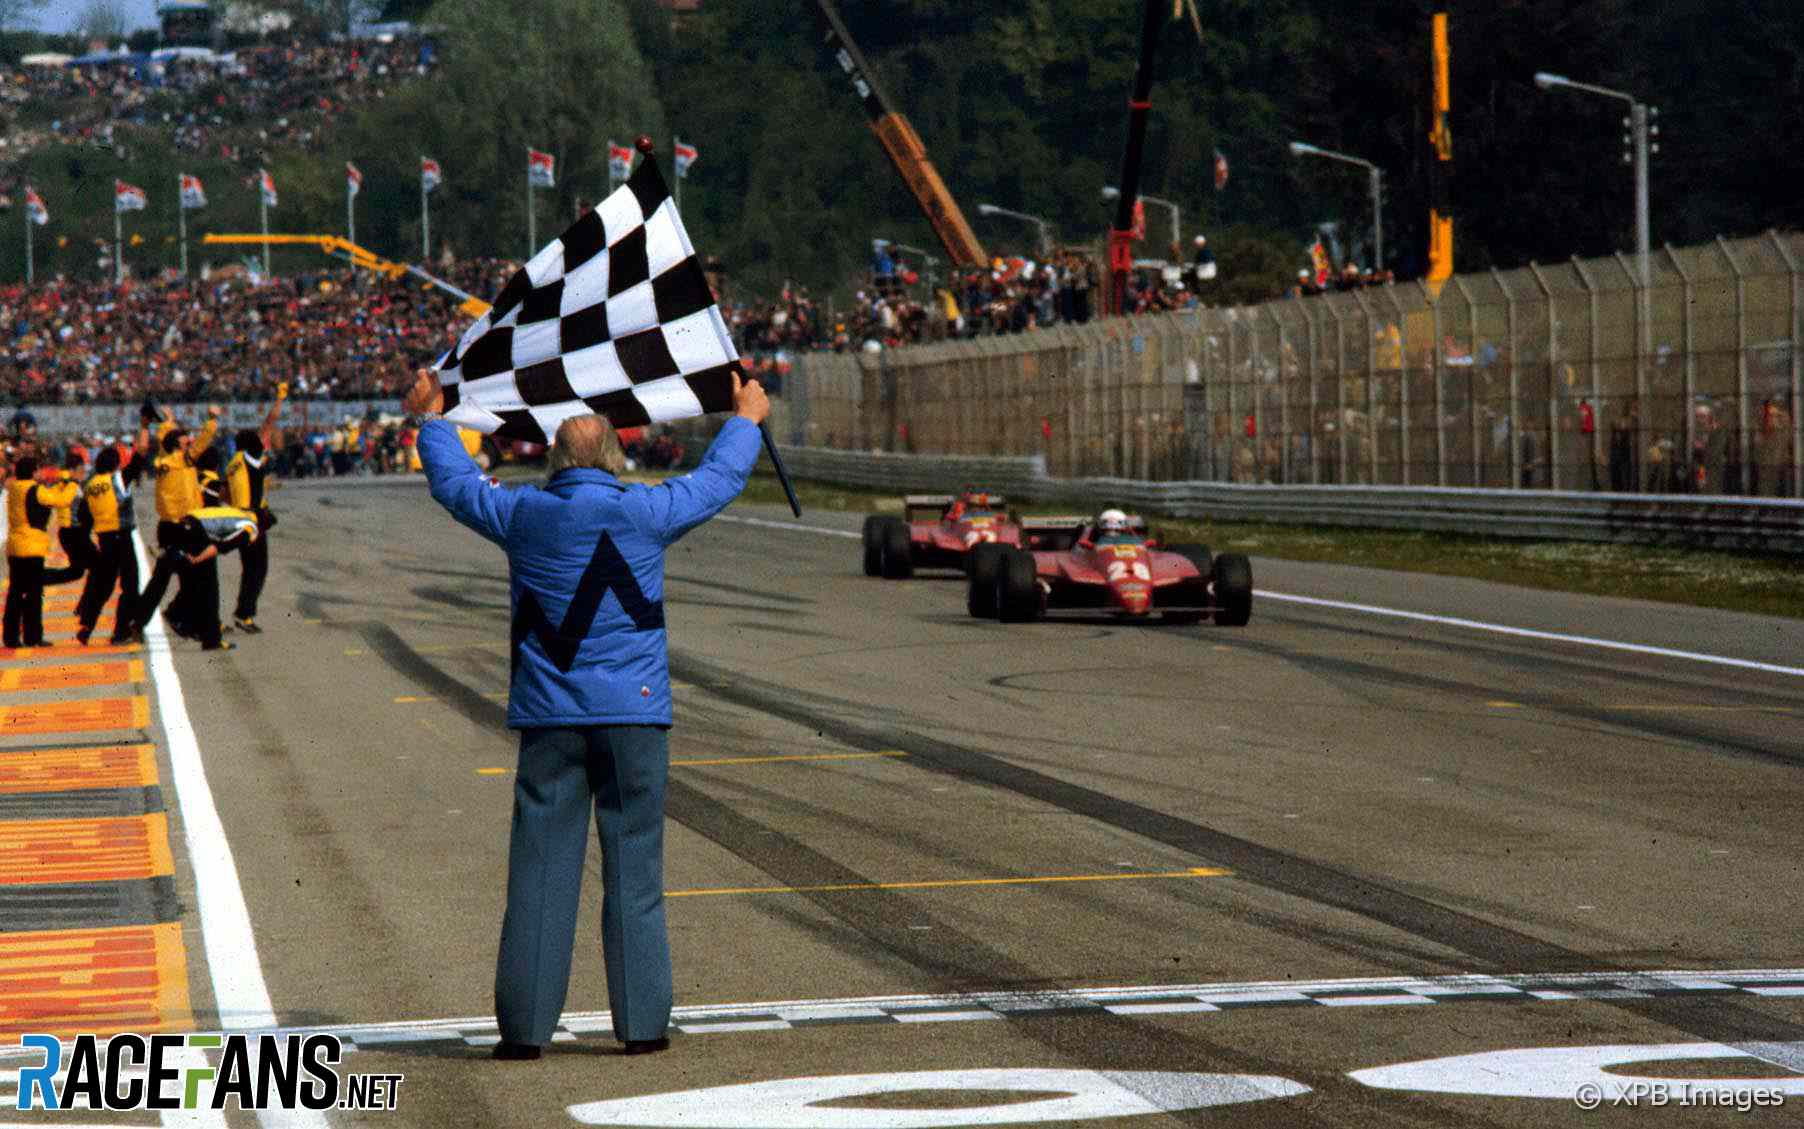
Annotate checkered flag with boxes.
[434,144,739,444]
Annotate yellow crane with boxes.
[200,233,493,317]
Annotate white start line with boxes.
[714,513,1804,679]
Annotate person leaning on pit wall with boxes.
[404,365,770,1060]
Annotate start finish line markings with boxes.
[153,967,1804,1057]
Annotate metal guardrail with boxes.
[775,445,1804,552]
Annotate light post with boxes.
[1533,72,1656,290]
[975,203,1052,258]
[1101,186,1179,252]
[1288,141,1384,271]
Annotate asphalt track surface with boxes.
[12,476,1802,1126]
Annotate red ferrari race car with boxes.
[967,508,1253,625]
[861,491,1024,579]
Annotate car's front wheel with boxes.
[879,518,914,580]
[967,543,1006,617]
[1211,553,1253,626]
[997,548,1042,622]
[861,514,886,577]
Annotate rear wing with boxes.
[1020,515,1088,551]
[903,493,957,522]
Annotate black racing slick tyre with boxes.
[998,548,1042,623]
[862,515,886,577]
[1211,552,1253,627]
[966,543,1006,618]
[879,518,914,580]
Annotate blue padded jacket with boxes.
[417,416,760,728]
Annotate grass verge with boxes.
[737,472,1804,621]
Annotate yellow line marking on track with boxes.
[475,767,510,776]
[666,866,1231,898]
[1486,700,1522,708]
[672,750,908,767]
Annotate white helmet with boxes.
[1097,508,1129,534]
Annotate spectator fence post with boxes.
[1491,268,1522,488]
[1350,286,1380,484]
[1268,305,1289,484]
[1387,285,1410,485]
[1326,298,1349,485]
[1427,282,1446,486]
[1716,236,1752,495]
[1528,263,1559,489]
[1571,256,1605,487]
[1451,274,1480,486]
[1771,231,1804,498]
[1615,251,1650,484]
[1300,297,1322,485]
[1665,246,1697,490]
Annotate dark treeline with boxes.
[6,0,1802,303]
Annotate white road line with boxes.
[130,533,330,1129]
[1257,591,1804,679]
[714,513,1804,680]
[719,513,860,539]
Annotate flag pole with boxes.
[672,136,682,212]
[421,160,430,261]
[525,148,535,258]
[23,203,32,286]
[178,175,188,277]
[114,205,123,286]
[347,173,355,248]
[259,185,270,275]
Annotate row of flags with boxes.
[27,140,704,226]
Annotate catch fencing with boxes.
[773,232,1803,500]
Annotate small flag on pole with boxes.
[1213,149,1230,191]
[259,169,279,207]
[346,162,363,197]
[527,149,556,188]
[24,187,48,225]
[179,174,207,209]
[421,156,443,192]
[673,139,698,178]
[607,141,634,182]
[434,145,740,443]
[114,180,147,213]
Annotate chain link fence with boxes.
[772,232,1803,498]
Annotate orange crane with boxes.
[813,0,988,269]
[199,233,492,317]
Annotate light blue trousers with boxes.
[495,724,671,1045]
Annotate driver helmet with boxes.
[1097,508,1129,534]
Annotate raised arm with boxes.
[191,408,221,457]
[633,372,769,545]
[258,385,288,451]
[405,369,517,545]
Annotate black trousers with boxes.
[4,556,46,647]
[234,534,268,621]
[77,531,141,641]
[44,527,94,586]
[156,520,196,630]
[138,550,221,648]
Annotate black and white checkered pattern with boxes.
[434,155,737,444]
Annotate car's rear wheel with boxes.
[1211,552,1253,626]
[879,518,914,580]
[997,549,1042,622]
[861,515,885,577]
[966,543,1006,617]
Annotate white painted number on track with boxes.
[1351,1041,1804,1101]
[568,1069,1309,1127]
